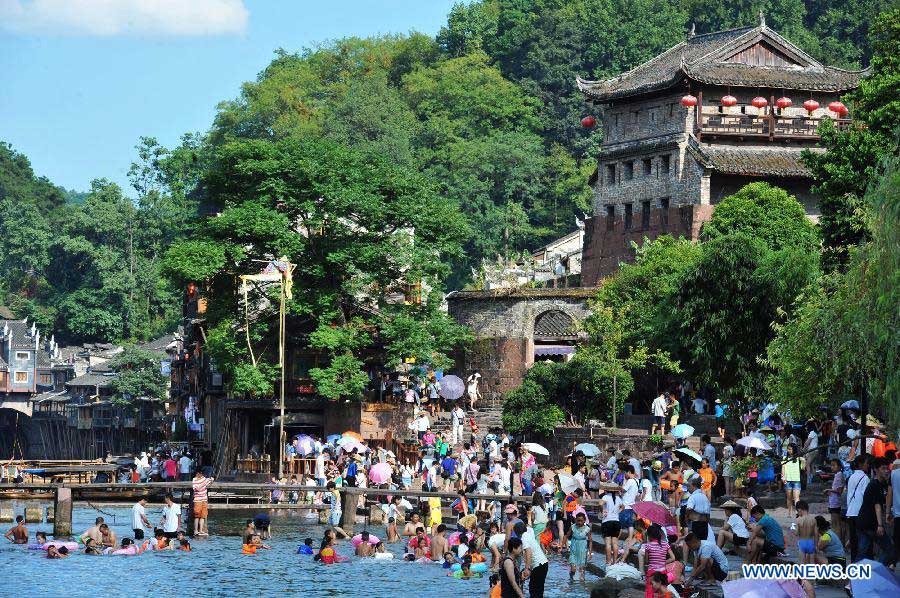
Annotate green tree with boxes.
[108,346,167,407]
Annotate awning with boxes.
[534,345,576,356]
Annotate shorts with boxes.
[601,521,622,538]
[763,540,784,559]
[619,508,635,529]
[732,535,748,546]
[711,560,728,581]
[798,539,816,555]
[654,416,665,426]
[133,529,145,540]
[785,481,801,490]
[193,501,208,519]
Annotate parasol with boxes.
[671,423,695,439]
[368,462,393,485]
[850,560,900,597]
[326,434,342,444]
[339,439,367,454]
[438,375,465,400]
[522,442,549,456]
[737,436,771,451]
[574,443,601,457]
[674,447,703,464]
[723,579,805,598]
[293,434,315,456]
[342,430,363,441]
[840,400,860,410]
[632,501,678,527]
[558,473,580,493]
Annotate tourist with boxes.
[325,481,342,528]
[79,516,104,546]
[845,454,870,561]
[46,544,69,559]
[4,515,27,544]
[192,468,214,536]
[403,512,422,537]
[714,399,726,439]
[620,465,638,541]
[660,461,683,510]
[160,493,182,539]
[684,532,728,583]
[715,500,749,550]
[802,420,819,486]
[600,485,623,564]
[684,476,710,545]
[856,456,892,564]
[500,536,525,598]
[242,520,255,544]
[178,451,193,481]
[639,524,676,585]
[796,500,818,566]
[747,505,784,564]
[298,537,315,555]
[408,526,431,560]
[450,403,465,445]
[83,537,103,555]
[651,392,668,435]
[825,458,846,545]
[565,512,591,581]
[426,375,441,418]
[700,435,716,473]
[814,516,845,565]
[721,437,735,497]
[698,458,717,501]
[242,533,270,554]
[466,371,481,412]
[781,444,803,518]
[355,530,375,557]
[430,524,448,561]
[624,449,642,481]
[163,454,177,482]
[512,521,546,598]
[413,411,430,443]
[98,522,116,548]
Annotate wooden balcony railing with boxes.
[697,111,851,140]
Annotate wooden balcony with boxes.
[696,109,851,141]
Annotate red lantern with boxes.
[751,96,768,109]
[828,101,848,117]
[681,94,698,108]
[581,115,596,128]
[776,96,792,109]
[187,282,197,299]
[720,95,737,107]
[803,99,819,114]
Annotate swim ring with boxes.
[351,533,380,546]
[450,562,488,573]
[447,531,471,546]
[373,552,394,560]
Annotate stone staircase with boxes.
[428,398,504,445]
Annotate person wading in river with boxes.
[193,469,214,536]
[4,515,28,544]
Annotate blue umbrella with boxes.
[671,423,695,439]
[574,443,601,457]
[840,399,860,410]
[326,434,342,444]
[851,560,900,596]
[439,374,465,400]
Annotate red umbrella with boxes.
[631,501,677,528]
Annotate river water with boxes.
[1,504,594,597]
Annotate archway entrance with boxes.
[533,310,578,363]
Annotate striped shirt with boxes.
[192,476,213,502]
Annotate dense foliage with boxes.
[108,346,168,407]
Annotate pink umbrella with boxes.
[632,501,678,528]
[369,462,393,485]
[339,439,366,454]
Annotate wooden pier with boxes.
[0,481,601,538]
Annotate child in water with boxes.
[386,516,400,543]
[46,545,69,559]
[297,538,314,555]
[566,512,592,581]
[242,534,270,555]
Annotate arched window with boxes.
[533,310,577,339]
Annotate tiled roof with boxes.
[2,320,35,349]
[32,390,71,403]
[66,372,115,389]
[688,140,821,178]
[578,24,865,102]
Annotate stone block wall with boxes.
[581,203,714,285]
[535,425,664,466]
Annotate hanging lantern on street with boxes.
[581,115,597,128]
[803,99,819,114]
[776,96,792,109]
[751,96,768,109]
[681,94,698,108]
[720,95,737,107]
[828,101,848,117]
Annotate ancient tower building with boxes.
[577,15,866,284]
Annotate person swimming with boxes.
[84,538,103,555]
[46,545,69,559]
[386,516,400,543]
[298,538,314,555]
[34,531,48,546]
[373,542,393,559]
[355,531,374,557]
[242,534,270,554]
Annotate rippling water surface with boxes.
[1,503,594,597]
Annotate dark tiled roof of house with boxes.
[2,320,35,349]
[66,372,115,389]
[688,141,822,178]
[578,24,865,102]
[448,288,598,300]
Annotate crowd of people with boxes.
[8,385,900,597]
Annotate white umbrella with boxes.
[737,435,771,451]
[558,473,579,493]
[522,442,550,456]
[538,482,555,495]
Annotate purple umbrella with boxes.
[723,579,804,598]
[439,375,464,400]
[293,434,314,456]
